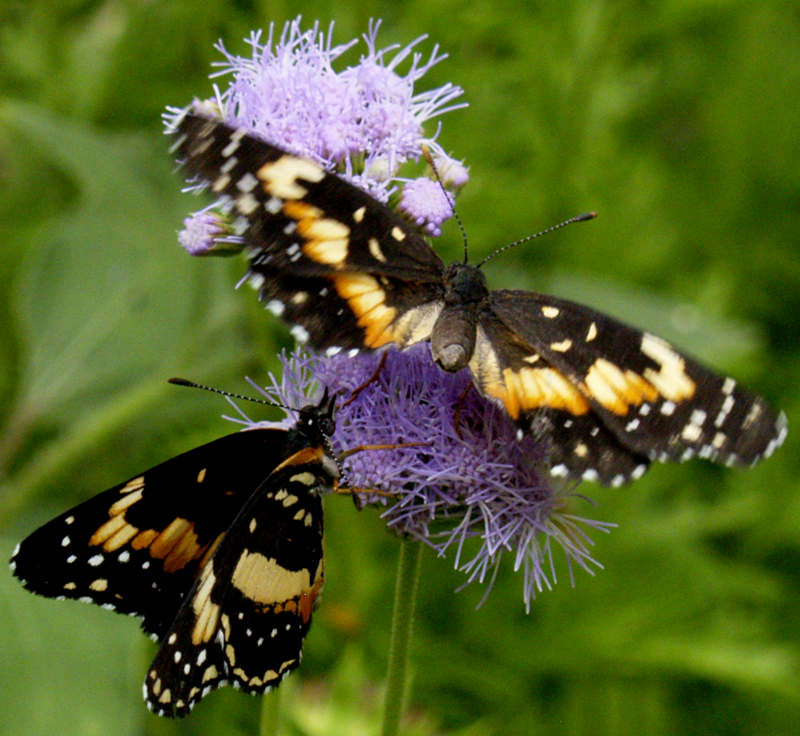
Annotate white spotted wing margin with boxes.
[144,452,327,718]
[9,428,294,641]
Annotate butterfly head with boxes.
[296,387,336,441]
[442,262,488,305]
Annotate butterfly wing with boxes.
[472,291,786,484]
[143,447,327,718]
[10,428,289,640]
[174,114,446,352]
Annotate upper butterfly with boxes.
[10,390,337,718]
[172,113,786,486]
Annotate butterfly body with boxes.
[11,392,337,717]
[430,263,488,372]
[173,114,786,485]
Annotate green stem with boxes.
[381,538,423,736]
[260,686,281,736]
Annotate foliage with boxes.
[1,1,798,735]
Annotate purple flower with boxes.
[248,347,614,611]
[177,207,245,256]
[166,17,469,252]
[398,177,454,236]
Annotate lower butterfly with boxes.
[10,389,338,718]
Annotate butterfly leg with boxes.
[340,351,388,407]
[453,381,475,439]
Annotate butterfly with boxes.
[172,114,787,486]
[10,389,337,718]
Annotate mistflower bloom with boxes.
[177,207,246,256]
[166,17,469,251]
[435,154,470,189]
[249,347,614,611]
[398,177,454,236]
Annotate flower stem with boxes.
[381,538,423,736]
[260,687,281,736]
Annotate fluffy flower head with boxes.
[250,347,613,611]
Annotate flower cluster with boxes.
[166,18,468,253]
[249,347,612,610]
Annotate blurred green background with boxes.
[1,1,798,735]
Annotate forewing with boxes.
[143,455,327,718]
[10,428,289,640]
[174,114,446,352]
[257,267,445,353]
[485,290,786,478]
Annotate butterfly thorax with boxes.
[431,263,489,373]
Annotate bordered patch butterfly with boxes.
[10,388,337,718]
[172,114,787,486]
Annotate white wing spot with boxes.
[265,196,283,214]
[291,325,310,344]
[690,409,707,426]
[681,422,702,442]
[236,172,258,193]
[236,193,259,215]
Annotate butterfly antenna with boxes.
[477,211,597,268]
[421,144,469,263]
[168,377,292,411]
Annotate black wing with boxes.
[472,291,786,485]
[143,447,327,718]
[10,428,289,640]
[174,114,446,352]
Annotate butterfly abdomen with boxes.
[431,263,489,371]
